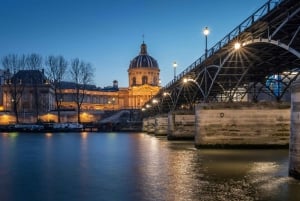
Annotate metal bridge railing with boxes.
[164,0,284,89]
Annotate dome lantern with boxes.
[129,42,159,69]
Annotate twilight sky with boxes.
[0,0,266,88]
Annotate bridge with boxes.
[143,0,300,114]
[141,0,300,179]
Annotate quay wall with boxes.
[195,102,290,148]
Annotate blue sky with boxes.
[0,0,266,88]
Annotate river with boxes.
[0,132,299,201]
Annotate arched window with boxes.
[153,76,157,85]
[142,76,148,85]
[132,77,136,86]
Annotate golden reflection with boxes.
[45,133,53,138]
[249,161,289,193]
[249,162,278,174]
[149,136,158,151]
[81,132,88,139]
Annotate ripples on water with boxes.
[0,132,299,201]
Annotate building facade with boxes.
[0,42,161,124]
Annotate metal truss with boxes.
[143,0,300,116]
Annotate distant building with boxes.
[0,70,4,109]
[0,42,161,124]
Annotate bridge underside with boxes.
[145,0,300,115]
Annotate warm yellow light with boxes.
[45,133,52,138]
[203,27,210,36]
[152,99,158,104]
[234,42,241,50]
[81,132,88,139]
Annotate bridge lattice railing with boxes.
[164,0,283,89]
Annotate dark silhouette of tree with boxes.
[26,53,43,122]
[70,58,93,123]
[45,55,68,123]
[1,54,26,123]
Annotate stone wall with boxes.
[154,115,168,136]
[195,102,290,148]
[290,79,300,179]
[167,111,195,140]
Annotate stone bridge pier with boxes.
[290,79,300,179]
[167,111,195,140]
[194,102,290,148]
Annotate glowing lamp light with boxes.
[163,92,169,96]
[152,99,158,104]
[234,42,241,50]
[203,27,210,36]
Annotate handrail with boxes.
[164,0,283,89]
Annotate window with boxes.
[132,77,136,86]
[142,76,148,85]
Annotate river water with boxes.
[0,132,299,201]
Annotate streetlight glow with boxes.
[173,61,177,79]
[203,27,210,59]
[234,42,241,50]
[152,99,158,104]
[203,27,210,36]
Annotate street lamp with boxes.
[203,27,210,59]
[173,61,177,79]
[234,42,241,50]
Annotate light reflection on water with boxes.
[0,132,299,201]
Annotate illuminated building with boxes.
[0,42,160,124]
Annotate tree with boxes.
[26,53,43,122]
[70,58,93,123]
[45,55,68,123]
[1,54,26,123]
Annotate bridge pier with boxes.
[290,79,300,179]
[195,102,290,148]
[142,117,148,132]
[142,117,155,134]
[167,111,195,140]
[154,114,168,136]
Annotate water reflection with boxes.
[0,132,299,201]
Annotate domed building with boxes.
[0,42,161,124]
[127,42,161,109]
[128,42,160,86]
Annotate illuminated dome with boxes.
[129,42,159,69]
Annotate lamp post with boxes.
[173,61,177,80]
[203,27,210,59]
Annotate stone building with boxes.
[0,42,161,124]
